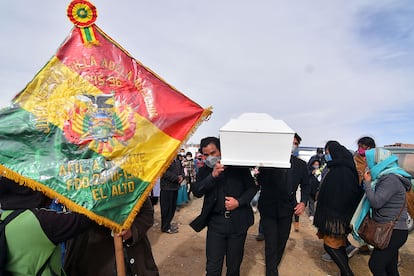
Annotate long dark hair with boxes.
[314,140,363,236]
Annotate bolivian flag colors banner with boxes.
[0,0,212,232]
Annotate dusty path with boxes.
[148,196,414,276]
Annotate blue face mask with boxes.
[324,154,332,162]
[291,145,299,157]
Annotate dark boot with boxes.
[324,244,354,276]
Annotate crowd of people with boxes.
[186,134,411,276]
[157,134,412,276]
[1,134,413,276]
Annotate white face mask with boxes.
[186,156,192,161]
[205,155,220,168]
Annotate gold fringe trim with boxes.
[122,106,213,231]
[0,164,126,231]
[123,106,213,229]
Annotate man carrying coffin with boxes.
[190,136,257,276]
[257,133,310,276]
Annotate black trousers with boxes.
[324,244,353,276]
[205,215,248,276]
[160,189,178,232]
[261,215,293,276]
[369,229,408,276]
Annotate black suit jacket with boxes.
[190,166,257,233]
[258,155,310,219]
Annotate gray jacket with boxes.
[364,174,411,230]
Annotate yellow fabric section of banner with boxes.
[14,56,102,118]
[14,56,181,183]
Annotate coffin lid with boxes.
[220,113,294,134]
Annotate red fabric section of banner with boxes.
[56,26,205,141]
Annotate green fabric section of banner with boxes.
[83,27,93,42]
[0,106,150,225]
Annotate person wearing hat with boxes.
[0,176,92,275]
[308,147,326,168]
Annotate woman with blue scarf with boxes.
[362,148,412,275]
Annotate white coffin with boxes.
[219,113,294,168]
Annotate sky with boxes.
[1,0,414,149]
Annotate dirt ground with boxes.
[148,196,414,276]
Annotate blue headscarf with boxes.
[365,148,412,181]
[351,148,412,243]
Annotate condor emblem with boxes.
[63,93,136,154]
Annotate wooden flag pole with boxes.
[114,235,126,276]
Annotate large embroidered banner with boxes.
[0,0,211,231]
